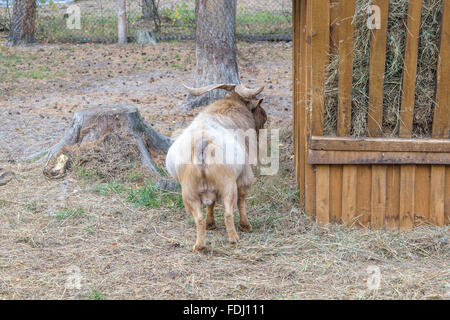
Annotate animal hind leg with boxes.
[206,202,216,230]
[183,193,207,253]
[238,187,252,232]
[222,186,239,244]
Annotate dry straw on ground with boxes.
[324,0,442,137]
[0,133,448,299]
[66,132,144,180]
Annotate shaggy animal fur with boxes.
[166,88,266,253]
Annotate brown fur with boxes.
[178,93,267,253]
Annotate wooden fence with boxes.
[292,0,450,230]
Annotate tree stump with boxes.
[43,105,172,179]
[136,30,157,45]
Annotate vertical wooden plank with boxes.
[316,165,330,225]
[414,165,430,223]
[329,165,343,223]
[371,165,387,228]
[291,0,306,209]
[329,0,343,224]
[307,0,330,220]
[310,0,330,136]
[305,0,316,217]
[399,165,415,230]
[299,0,308,208]
[432,0,450,139]
[293,0,298,183]
[361,0,389,228]
[429,1,450,227]
[399,0,423,138]
[367,0,389,137]
[356,165,372,227]
[396,0,422,231]
[430,165,445,226]
[329,0,341,55]
[337,0,355,136]
[341,165,357,225]
[445,166,450,225]
[386,165,400,230]
[325,0,341,225]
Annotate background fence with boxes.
[0,0,292,42]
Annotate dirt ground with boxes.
[0,39,448,300]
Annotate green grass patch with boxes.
[93,179,183,210]
[170,63,182,70]
[0,50,66,82]
[123,168,145,183]
[26,68,48,80]
[26,201,38,212]
[127,182,183,209]
[55,207,85,220]
[74,167,100,182]
[93,180,127,196]
[87,286,104,300]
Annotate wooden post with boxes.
[432,0,450,139]
[304,0,316,217]
[367,0,389,137]
[399,0,422,138]
[118,0,127,44]
[342,165,357,225]
[337,0,355,137]
[399,165,415,230]
[429,0,450,227]
[386,165,400,229]
[310,0,330,224]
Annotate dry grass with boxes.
[0,130,448,300]
[324,0,442,137]
[66,131,147,181]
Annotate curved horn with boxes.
[234,85,265,99]
[182,84,237,96]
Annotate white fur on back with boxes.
[165,113,246,182]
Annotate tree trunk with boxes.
[183,0,239,109]
[43,105,173,180]
[117,0,127,44]
[7,0,36,46]
[142,0,155,20]
[141,0,160,31]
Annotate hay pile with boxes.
[64,132,145,180]
[324,0,443,137]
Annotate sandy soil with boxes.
[0,40,292,161]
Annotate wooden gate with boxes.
[292,0,450,230]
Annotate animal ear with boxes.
[249,98,264,111]
[253,104,267,131]
[256,98,264,109]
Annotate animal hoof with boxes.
[206,222,217,230]
[192,244,208,254]
[239,223,253,232]
[228,234,240,244]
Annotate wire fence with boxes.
[0,0,292,43]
